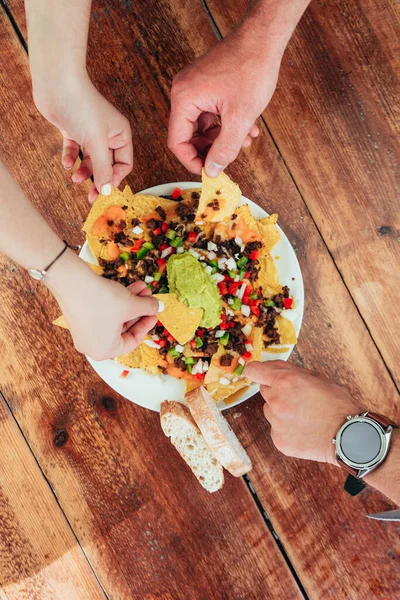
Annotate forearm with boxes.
[25,0,92,101]
[237,0,311,61]
[365,428,400,506]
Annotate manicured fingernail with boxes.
[205,162,225,177]
[157,300,165,313]
[101,183,112,196]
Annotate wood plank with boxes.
[2,1,400,598]
[205,0,400,386]
[0,394,106,600]
[0,9,305,600]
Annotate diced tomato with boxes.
[159,243,169,252]
[120,369,129,378]
[243,351,252,359]
[153,227,162,235]
[157,258,166,268]
[187,231,197,243]
[283,297,293,309]
[245,271,250,279]
[220,322,229,330]
[195,373,205,380]
[161,222,168,233]
[223,274,230,281]
[249,250,259,261]
[158,339,167,348]
[220,312,226,322]
[248,299,260,307]
[157,320,163,327]
[197,328,204,337]
[131,238,145,252]
[190,339,197,349]
[228,282,241,295]
[242,294,250,305]
[227,321,235,328]
[245,284,252,295]
[218,282,228,296]
[151,281,158,287]
[171,187,182,199]
[167,334,175,343]
[250,306,260,316]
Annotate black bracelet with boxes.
[28,240,81,281]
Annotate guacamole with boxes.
[167,253,222,328]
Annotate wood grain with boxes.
[0,9,305,600]
[206,0,400,387]
[2,1,400,598]
[0,394,106,600]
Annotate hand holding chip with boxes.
[245,361,363,465]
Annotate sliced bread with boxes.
[160,401,224,493]
[186,387,252,476]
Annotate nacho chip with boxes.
[213,204,262,244]
[276,315,297,345]
[206,378,249,403]
[235,204,260,235]
[122,184,135,204]
[53,315,69,329]
[185,378,202,393]
[196,169,241,222]
[204,345,226,385]
[83,186,131,238]
[117,339,161,373]
[257,255,282,297]
[181,188,201,203]
[131,194,178,221]
[257,214,281,254]
[116,345,143,369]
[154,293,203,345]
[250,326,263,362]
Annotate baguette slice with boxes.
[186,387,252,476]
[160,401,224,493]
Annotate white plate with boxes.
[81,182,304,411]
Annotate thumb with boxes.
[244,360,293,386]
[205,114,250,177]
[128,294,164,319]
[86,137,113,196]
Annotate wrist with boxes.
[364,428,400,502]
[32,67,90,115]
[44,249,97,305]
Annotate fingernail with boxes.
[157,300,165,313]
[205,162,225,178]
[100,183,112,196]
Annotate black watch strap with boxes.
[344,474,366,496]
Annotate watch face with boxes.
[337,417,386,468]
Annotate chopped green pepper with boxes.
[230,297,242,311]
[220,332,230,346]
[153,271,162,282]
[143,241,154,250]
[168,348,180,358]
[249,291,259,300]
[233,364,245,376]
[238,269,247,280]
[195,336,203,348]
[265,299,275,307]
[186,364,193,374]
[159,287,169,293]
[119,251,131,262]
[237,256,248,269]
[165,229,176,240]
[208,259,218,268]
[228,270,237,279]
[184,356,196,365]
[137,246,150,259]
[170,236,183,248]
[211,267,218,275]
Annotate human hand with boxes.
[168,30,281,177]
[33,75,133,203]
[245,361,364,465]
[48,254,162,361]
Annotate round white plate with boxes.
[81,182,304,411]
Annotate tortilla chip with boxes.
[82,186,130,237]
[204,345,226,385]
[53,315,69,329]
[116,346,143,369]
[154,293,203,345]
[130,194,178,221]
[250,327,263,362]
[235,204,260,235]
[122,184,135,204]
[276,315,297,345]
[257,255,282,297]
[257,214,281,254]
[196,169,241,222]
[181,189,201,203]
[185,378,202,393]
[87,262,103,275]
[206,379,249,403]
[117,339,161,373]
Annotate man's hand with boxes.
[245,361,363,464]
[34,76,133,204]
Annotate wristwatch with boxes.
[333,412,398,496]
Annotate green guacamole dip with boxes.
[167,253,222,328]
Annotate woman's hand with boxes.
[47,252,162,361]
[245,361,364,464]
[34,76,133,204]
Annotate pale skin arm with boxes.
[168,0,312,177]
[245,361,400,506]
[25,0,133,202]
[0,162,161,360]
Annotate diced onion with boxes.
[219,377,231,386]
[161,247,173,258]
[192,359,204,375]
[143,340,160,349]
[245,343,254,352]
[240,244,245,252]
[203,362,209,372]
[234,276,240,282]
[241,304,251,317]
[215,330,226,338]
[207,251,217,260]
[207,241,217,251]
[232,377,239,383]
[152,334,160,341]
[226,257,237,271]
[234,253,239,259]
[218,258,227,269]
[228,298,234,305]
[195,221,204,225]
[189,248,200,259]
[175,344,184,353]
[205,265,213,275]
[225,309,234,317]
[132,225,144,235]
[176,247,185,254]
[234,235,243,246]
[237,283,247,300]
[238,357,245,366]
[212,273,225,283]
[145,276,154,283]
[241,324,253,337]
[199,255,205,261]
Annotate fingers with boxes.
[245,360,295,386]
[62,137,80,170]
[249,123,259,138]
[127,293,162,320]
[72,151,93,184]
[127,280,148,295]
[168,102,204,174]
[121,315,158,353]
[204,114,252,177]
[85,137,114,196]
[111,133,133,188]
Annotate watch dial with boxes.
[341,422,381,463]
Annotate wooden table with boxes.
[0,1,399,598]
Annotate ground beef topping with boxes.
[155,206,167,220]
[220,353,234,367]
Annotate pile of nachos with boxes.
[54,170,297,402]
